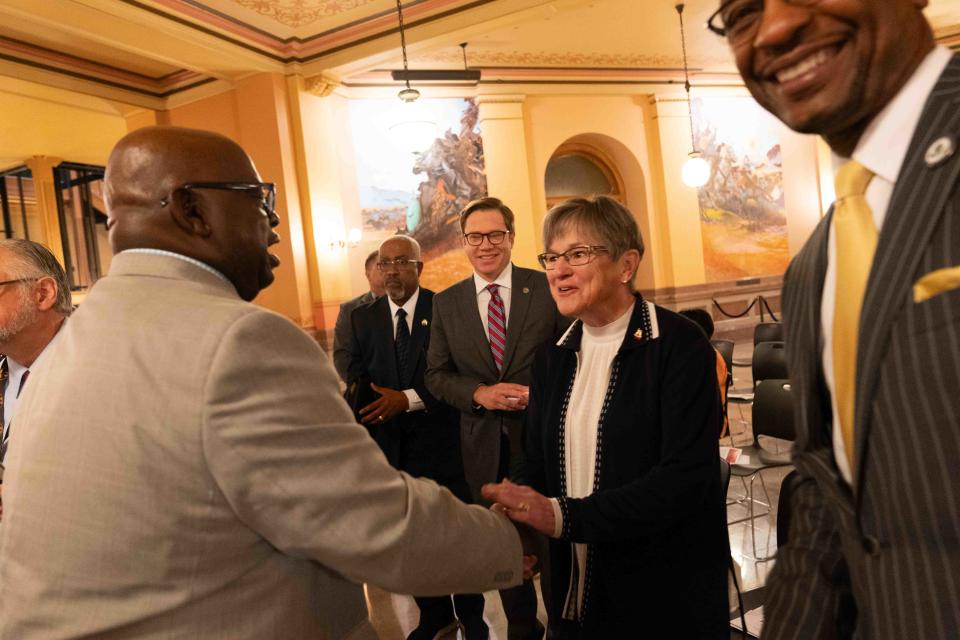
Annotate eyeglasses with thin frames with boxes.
[707,0,821,44]
[161,182,278,222]
[376,258,421,271]
[463,230,510,246]
[537,245,609,270]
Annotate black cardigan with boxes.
[520,295,730,637]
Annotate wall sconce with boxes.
[676,3,710,189]
[328,227,362,251]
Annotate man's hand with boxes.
[359,383,409,424]
[483,479,556,537]
[473,383,530,411]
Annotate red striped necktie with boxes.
[487,284,507,372]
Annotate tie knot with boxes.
[487,283,500,297]
[835,160,874,200]
[396,308,407,319]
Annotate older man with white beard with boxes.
[0,239,71,514]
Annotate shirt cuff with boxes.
[549,498,564,539]
[403,388,424,412]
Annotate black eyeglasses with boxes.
[376,258,420,271]
[0,277,39,287]
[537,246,609,270]
[708,0,820,43]
[463,230,510,246]
[162,182,277,221]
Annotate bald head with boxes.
[104,126,280,301]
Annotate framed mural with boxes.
[348,98,486,291]
[691,96,790,283]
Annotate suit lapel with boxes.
[500,266,533,379]
[855,54,960,489]
[408,289,432,374]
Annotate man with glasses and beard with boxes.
[714,0,960,637]
[0,239,71,475]
[348,235,484,640]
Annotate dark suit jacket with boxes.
[520,297,728,637]
[425,265,568,501]
[764,54,960,639]
[333,290,376,381]
[348,289,465,493]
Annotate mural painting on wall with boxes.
[348,98,486,291]
[691,96,790,283]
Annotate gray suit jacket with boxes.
[426,265,567,501]
[0,253,522,639]
[764,55,960,639]
[333,290,376,381]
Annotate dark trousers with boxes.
[498,433,544,640]
[414,593,485,628]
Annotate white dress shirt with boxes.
[474,263,513,340]
[386,288,424,412]
[821,46,952,485]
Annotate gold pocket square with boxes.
[913,266,960,303]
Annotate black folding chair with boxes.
[752,341,788,388]
[729,379,795,560]
[753,322,784,345]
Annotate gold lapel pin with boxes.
[421,319,429,326]
[633,328,644,340]
[522,287,530,294]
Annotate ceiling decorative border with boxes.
[228,0,381,28]
[0,35,212,98]
[133,0,495,62]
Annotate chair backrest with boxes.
[752,379,795,441]
[752,340,788,386]
[711,339,734,377]
[754,322,784,345]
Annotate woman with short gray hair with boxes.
[484,195,729,638]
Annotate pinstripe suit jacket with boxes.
[764,55,960,639]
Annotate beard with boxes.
[0,287,39,346]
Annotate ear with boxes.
[619,249,641,282]
[34,277,59,312]
[416,261,424,276]
[169,188,212,238]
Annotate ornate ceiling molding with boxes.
[228,0,381,28]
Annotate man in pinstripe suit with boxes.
[714,0,960,637]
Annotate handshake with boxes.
[483,479,556,580]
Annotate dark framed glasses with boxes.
[463,230,509,246]
[537,245,609,270]
[162,182,277,220]
[708,0,821,43]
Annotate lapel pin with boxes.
[522,287,530,294]
[925,135,956,168]
[421,319,429,326]
[633,328,644,341]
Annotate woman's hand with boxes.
[482,479,556,537]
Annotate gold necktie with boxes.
[833,160,876,470]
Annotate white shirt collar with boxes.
[119,249,232,286]
[473,262,513,296]
[387,287,420,320]
[846,46,952,181]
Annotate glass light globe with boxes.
[347,227,362,245]
[681,152,710,188]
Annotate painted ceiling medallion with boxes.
[230,0,379,27]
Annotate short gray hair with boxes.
[542,196,645,262]
[0,239,73,315]
[380,234,422,260]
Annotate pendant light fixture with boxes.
[395,0,420,102]
[676,3,710,188]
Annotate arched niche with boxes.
[544,134,653,290]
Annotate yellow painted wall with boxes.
[0,85,127,170]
